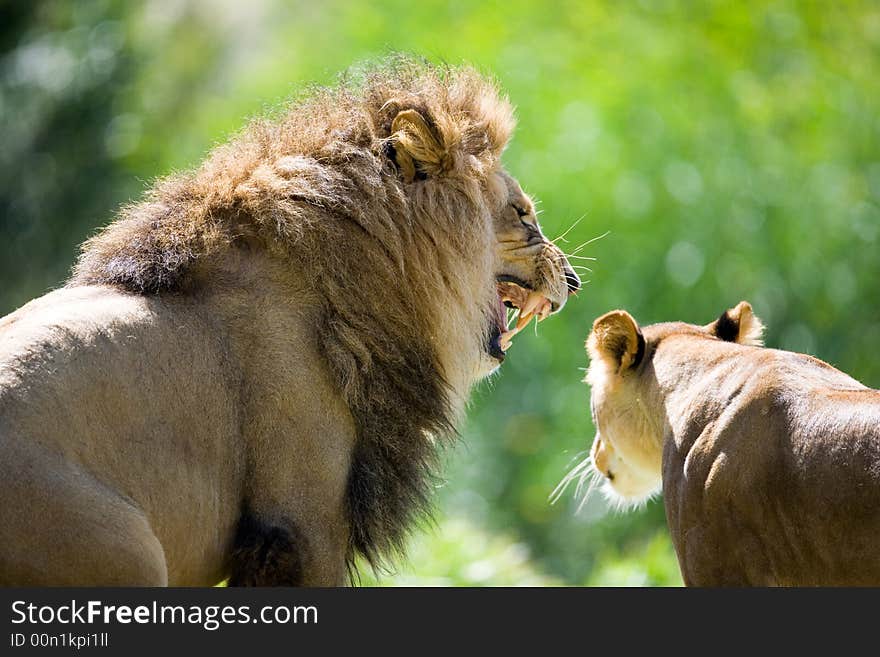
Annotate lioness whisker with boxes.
[564,449,590,469]
[550,454,594,507]
[549,460,582,504]
[579,469,605,512]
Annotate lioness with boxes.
[0,59,579,586]
[573,301,880,586]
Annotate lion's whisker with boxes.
[569,230,610,253]
[552,215,585,245]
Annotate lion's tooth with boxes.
[499,331,514,351]
[521,292,542,317]
[538,299,552,321]
[515,311,534,331]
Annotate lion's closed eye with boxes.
[512,205,540,236]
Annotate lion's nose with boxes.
[564,267,581,295]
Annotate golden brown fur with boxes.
[567,302,880,585]
[0,57,577,585]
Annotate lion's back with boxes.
[0,285,244,516]
[1,282,240,445]
[0,284,246,583]
[1,285,214,412]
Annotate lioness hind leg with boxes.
[0,442,168,586]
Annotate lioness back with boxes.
[574,301,880,586]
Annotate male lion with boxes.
[566,301,880,586]
[0,59,579,586]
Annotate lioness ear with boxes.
[587,310,645,373]
[387,106,451,183]
[708,301,765,346]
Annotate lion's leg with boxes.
[226,510,304,586]
[226,502,349,586]
[0,442,168,586]
[224,327,358,587]
[229,403,355,586]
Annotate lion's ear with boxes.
[587,310,645,373]
[708,301,764,346]
[388,107,451,183]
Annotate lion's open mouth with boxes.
[488,278,552,360]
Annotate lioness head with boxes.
[566,301,764,508]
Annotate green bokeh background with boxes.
[2,1,879,586]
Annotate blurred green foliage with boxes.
[3,1,879,586]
